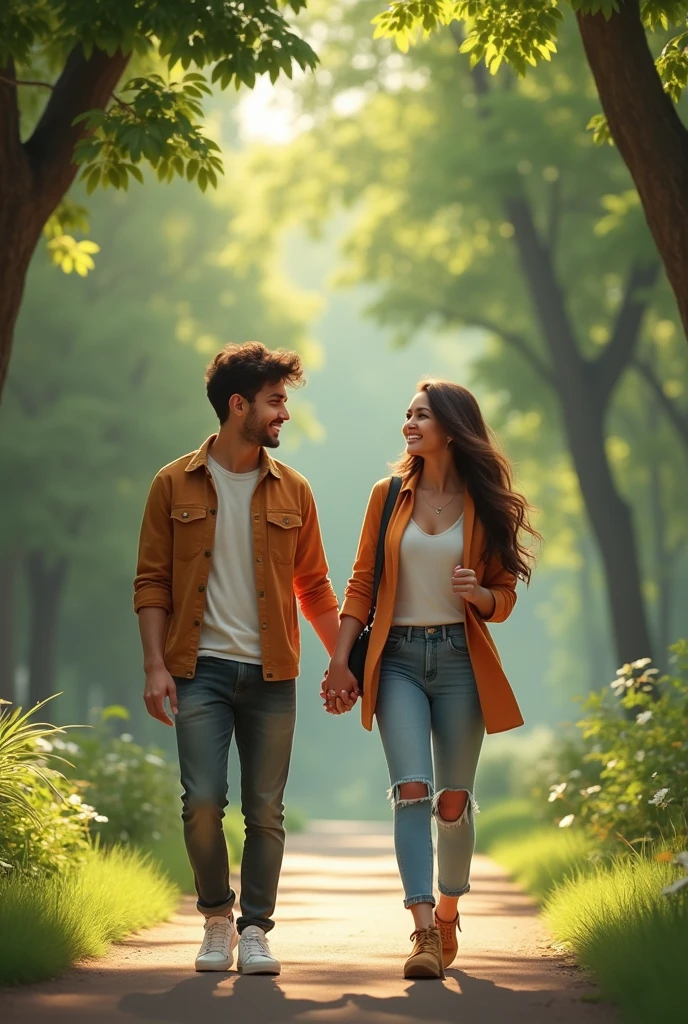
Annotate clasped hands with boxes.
[319,663,360,716]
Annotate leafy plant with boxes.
[0,697,104,874]
[62,706,181,847]
[546,641,688,844]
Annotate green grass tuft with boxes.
[545,856,688,1021]
[0,845,178,985]
[490,826,594,901]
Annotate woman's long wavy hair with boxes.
[390,379,541,583]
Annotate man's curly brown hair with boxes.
[205,342,305,424]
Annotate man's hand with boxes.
[320,663,360,715]
[143,665,178,726]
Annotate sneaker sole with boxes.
[237,961,281,976]
[404,963,445,980]
[195,955,233,972]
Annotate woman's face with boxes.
[402,391,447,457]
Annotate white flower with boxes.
[548,782,567,803]
[34,737,53,753]
[67,793,82,806]
[584,785,602,795]
[634,750,646,762]
[662,877,688,897]
[631,658,652,670]
[610,678,630,695]
[674,852,688,869]
[94,815,109,823]
[120,733,133,743]
[617,803,628,812]
[568,769,582,779]
[649,788,670,806]
[559,814,575,828]
[64,742,81,755]
[636,711,653,725]
[606,759,618,770]
[144,753,165,767]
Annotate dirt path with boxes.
[1,821,617,1024]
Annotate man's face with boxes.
[241,380,290,449]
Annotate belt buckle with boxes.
[427,627,438,634]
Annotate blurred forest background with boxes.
[2,1,688,822]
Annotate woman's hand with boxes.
[320,662,360,715]
[451,565,496,618]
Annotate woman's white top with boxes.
[391,514,465,627]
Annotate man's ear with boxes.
[228,393,245,417]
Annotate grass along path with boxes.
[0,820,616,1024]
[0,846,178,986]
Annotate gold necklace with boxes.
[420,487,461,515]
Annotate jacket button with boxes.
[204,550,211,557]
[254,514,260,521]
[261,623,267,630]
[182,511,189,519]
[187,671,193,678]
[193,619,200,627]
[198,584,205,592]
[258,591,264,599]
[256,557,263,564]
[210,509,216,516]
[283,517,289,524]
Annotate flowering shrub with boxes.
[0,697,103,875]
[63,706,181,847]
[545,641,688,845]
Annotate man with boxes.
[134,342,343,975]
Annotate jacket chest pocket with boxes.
[171,505,207,560]
[266,510,302,564]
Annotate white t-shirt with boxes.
[392,515,465,626]
[197,457,262,664]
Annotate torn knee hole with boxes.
[387,778,433,808]
[433,788,478,825]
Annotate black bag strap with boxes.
[366,475,403,628]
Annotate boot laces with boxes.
[201,920,230,955]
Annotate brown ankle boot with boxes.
[403,926,445,979]
[434,910,461,968]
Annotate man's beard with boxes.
[241,408,281,449]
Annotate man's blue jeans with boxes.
[174,657,296,933]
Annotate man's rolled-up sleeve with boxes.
[293,486,339,622]
[133,472,173,615]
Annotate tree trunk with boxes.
[505,196,655,667]
[25,551,68,705]
[0,48,129,400]
[0,552,18,699]
[577,0,688,341]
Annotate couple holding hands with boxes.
[134,341,538,980]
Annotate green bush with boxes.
[61,705,181,847]
[545,641,688,845]
[546,853,688,1021]
[0,697,102,874]
[0,845,178,985]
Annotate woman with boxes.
[323,379,539,980]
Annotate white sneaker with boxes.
[237,925,281,975]
[195,914,238,972]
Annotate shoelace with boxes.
[409,927,438,950]
[201,921,230,955]
[436,914,461,942]
[242,931,271,959]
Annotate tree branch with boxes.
[633,356,688,451]
[594,261,660,399]
[25,44,130,218]
[0,72,54,90]
[467,316,557,388]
